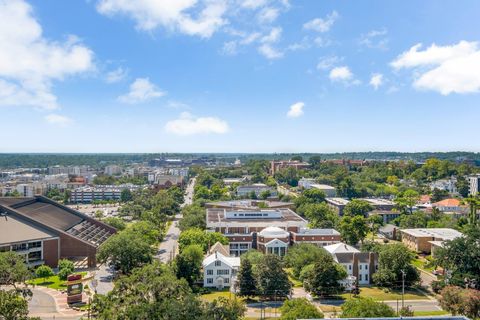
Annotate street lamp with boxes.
[401,270,406,309]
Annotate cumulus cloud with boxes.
[165,112,229,135]
[329,66,353,82]
[240,0,268,9]
[257,7,279,23]
[391,41,480,95]
[96,0,227,38]
[257,27,283,59]
[0,0,94,110]
[44,114,73,127]
[303,11,339,33]
[369,73,383,90]
[317,55,342,70]
[118,78,166,104]
[287,102,304,118]
[106,67,128,83]
[359,28,388,50]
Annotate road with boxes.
[156,178,195,262]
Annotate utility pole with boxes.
[401,269,406,309]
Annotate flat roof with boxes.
[14,201,83,231]
[326,198,350,205]
[294,228,340,236]
[401,228,463,240]
[0,214,57,244]
[207,208,305,224]
[311,184,336,190]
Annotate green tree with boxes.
[456,176,470,198]
[338,215,368,245]
[102,217,126,231]
[394,189,420,214]
[179,204,206,231]
[237,259,257,298]
[302,254,347,297]
[294,189,326,208]
[255,255,292,299]
[284,244,331,278]
[259,190,271,200]
[0,252,31,287]
[343,199,373,217]
[178,228,228,253]
[340,297,396,318]
[175,244,204,287]
[280,298,323,320]
[120,189,133,202]
[128,221,162,245]
[0,289,37,320]
[463,195,480,225]
[202,297,246,320]
[373,243,420,287]
[35,265,54,284]
[298,203,338,228]
[394,211,428,228]
[57,259,75,280]
[97,231,155,274]
[92,262,205,319]
[241,250,264,266]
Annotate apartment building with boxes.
[400,228,463,254]
[70,184,142,203]
[469,174,480,196]
[326,197,395,216]
[104,165,122,176]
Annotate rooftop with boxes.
[294,228,340,236]
[0,214,57,244]
[207,207,306,225]
[433,198,461,207]
[401,228,463,240]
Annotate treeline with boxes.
[1,152,479,168]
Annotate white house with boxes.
[324,243,377,285]
[203,251,241,289]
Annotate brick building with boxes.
[0,196,116,268]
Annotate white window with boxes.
[207,278,213,284]
[215,261,221,267]
[217,269,230,275]
[207,269,213,275]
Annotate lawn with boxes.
[200,289,236,302]
[412,257,435,273]
[27,272,88,290]
[414,310,450,316]
[285,268,302,287]
[339,286,428,301]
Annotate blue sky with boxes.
[1,0,480,153]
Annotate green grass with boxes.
[285,268,302,287]
[339,286,428,301]
[27,272,88,290]
[200,289,234,302]
[412,257,435,273]
[414,310,450,316]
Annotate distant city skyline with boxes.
[1,0,480,152]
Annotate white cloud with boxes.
[369,73,383,90]
[240,0,268,9]
[44,114,73,127]
[317,55,342,70]
[391,41,480,95]
[258,27,283,59]
[118,78,166,104]
[359,28,388,50]
[165,112,229,135]
[258,44,283,59]
[287,102,304,118]
[303,11,339,33]
[329,66,353,82]
[313,36,332,48]
[257,6,279,23]
[106,67,127,83]
[96,0,227,38]
[0,0,94,110]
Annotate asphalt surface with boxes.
[28,288,57,314]
[156,178,195,263]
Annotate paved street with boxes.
[28,287,86,320]
[157,178,195,262]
